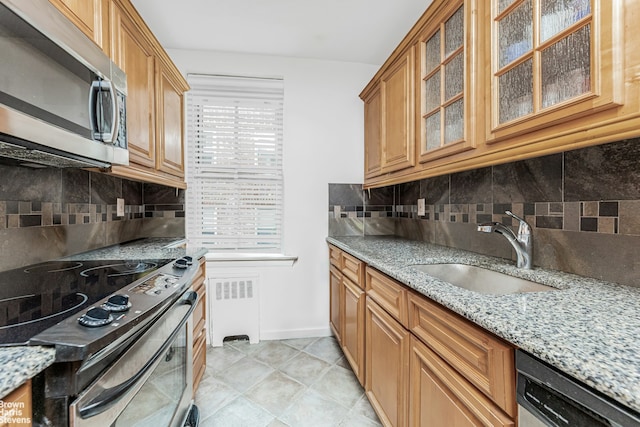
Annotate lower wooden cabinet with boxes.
[0,379,31,427]
[328,247,517,427]
[192,257,207,394]
[342,277,365,383]
[409,336,514,427]
[365,296,410,427]
[329,264,342,342]
[328,245,366,385]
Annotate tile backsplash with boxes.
[0,164,184,271]
[329,138,640,287]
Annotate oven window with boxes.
[112,325,187,426]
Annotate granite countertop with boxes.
[0,346,55,397]
[327,235,640,413]
[62,237,208,261]
[0,238,208,398]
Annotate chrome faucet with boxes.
[477,210,533,269]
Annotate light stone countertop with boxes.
[0,346,55,397]
[327,235,640,413]
[0,238,208,398]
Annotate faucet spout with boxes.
[477,211,533,269]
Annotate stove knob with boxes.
[173,258,188,269]
[79,307,113,327]
[102,294,131,312]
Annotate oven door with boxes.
[69,290,197,427]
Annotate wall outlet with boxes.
[417,198,426,216]
[116,198,125,217]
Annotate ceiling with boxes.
[129,0,432,65]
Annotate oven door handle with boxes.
[78,291,198,419]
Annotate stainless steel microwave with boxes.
[0,0,129,168]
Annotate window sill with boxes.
[205,253,298,267]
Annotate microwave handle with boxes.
[89,79,119,144]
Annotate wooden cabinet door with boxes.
[343,276,365,385]
[381,49,415,174]
[366,296,410,427]
[110,1,156,169]
[417,1,478,163]
[49,0,109,52]
[0,380,31,427]
[485,0,626,147]
[329,265,342,343]
[409,336,514,427]
[156,61,185,178]
[408,293,516,416]
[363,84,383,179]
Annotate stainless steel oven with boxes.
[69,290,197,427]
[6,253,205,427]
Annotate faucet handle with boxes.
[505,210,531,234]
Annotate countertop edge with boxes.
[0,346,55,397]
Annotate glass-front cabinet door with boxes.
[418,1,479,163]
[487,0,623,143]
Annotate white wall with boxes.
[168,49,377,340]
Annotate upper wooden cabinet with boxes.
[363,84,382,179]
[156,59,186,179]
[108,0,189,188]
[485,0,626,147]
[50,0,189,188]
[110,0,156,169]
[361,49,415,180]
[49,0,109,52]
[417,1,478,163]
[361,0,640,188]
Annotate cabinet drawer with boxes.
[342,252,364,287]
[329,245,342,268]
[365,267,408,327]
[408,292,516,416]
[0,380,31,427]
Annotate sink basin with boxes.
[411,263,557,294]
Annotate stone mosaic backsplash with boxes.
[0,166,185,229]
[329,138,640,237]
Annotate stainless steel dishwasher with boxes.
[516,350,640,426]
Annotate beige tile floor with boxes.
[195,336,382,427]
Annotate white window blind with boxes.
[185,74,284,252]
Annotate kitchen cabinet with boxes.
[329,264,342,342]
[192,256,207,393]
[363,84,382,178]
[0,380,31,427]
[108,0,189,188]
[156,60,186,179]
[328,245,366,385]
[417,1,479,163]
[109,0,156,169]
[331,253,517,427]
[365,295,410,427]
[360,0,640,188]
[408,292,516,416]
[409,336,514,426]
[49,0,109,52]
[484,0,630,149]
[360,48,415,183]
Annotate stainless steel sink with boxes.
[411,263,557,294]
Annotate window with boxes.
[185,74,284,252]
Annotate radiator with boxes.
[209,276,260,346]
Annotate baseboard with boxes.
[259,327,333,341]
